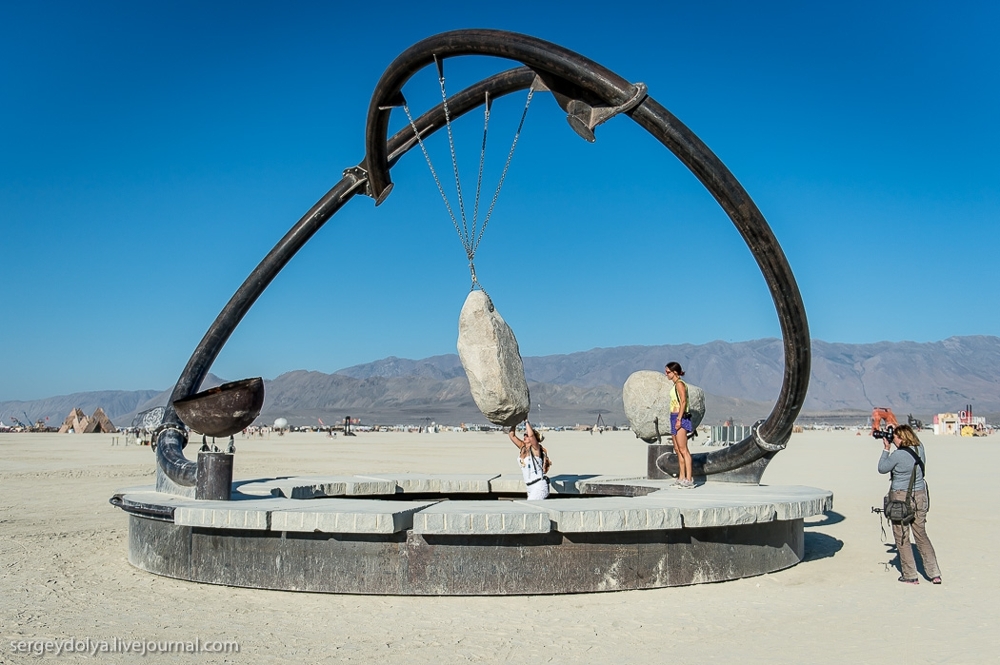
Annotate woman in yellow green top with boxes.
[665,361,695,488]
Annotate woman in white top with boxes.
[508,420,552,500]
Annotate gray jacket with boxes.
[878,445,926,491]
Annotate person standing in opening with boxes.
[509,419,551,500]
[665,362,694,488]
[878,423,942,584]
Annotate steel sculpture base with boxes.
[138,30,821,594]
[127,514,803,595]
[115,474,832,595]
[154,29,814,492]
[647,444,777,484]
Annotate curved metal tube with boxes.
[158,30,809,485]
[156,173,365,485]
[364,31,637,204]
[632,98,810,477]
[156,68,537,486]
[361,30,810,478]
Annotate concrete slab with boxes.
[437,474,498,493]
[240,475,397,499]
[117,477,832,537]
[357,473,498,493]
[412,500,552,535]
[488,473,603,495]
[642,483,833,527]
[232,478,286,497]
[549,474,603,495]
[654,496,777,528]
[173,498,302,530]
[575,476,671,495]
[488,473,526,493]
[118,488,286,514]
[522,496,683,532]
[117,488,194,512]
[271,499,441,534]
[748,485,834,520]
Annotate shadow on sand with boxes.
[882,542,934,579]
[804,510,845,527]
[801,511,845,562]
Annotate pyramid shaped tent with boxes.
[58,407,116,433]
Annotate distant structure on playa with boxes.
[934,406,990,436]
[58,407,116,433]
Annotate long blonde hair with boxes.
[521,429,551,473]
[894,424,921,448]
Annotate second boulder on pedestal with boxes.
[623,370,706,442]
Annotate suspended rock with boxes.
[457,290,530,427]
[623,370,707,442]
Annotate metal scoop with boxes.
[172,377,264,438]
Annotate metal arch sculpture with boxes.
[154,29,810,491]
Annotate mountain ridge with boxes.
[3,337,997,427]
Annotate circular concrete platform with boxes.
[112,474,832,595]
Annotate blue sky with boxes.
[2,1,998,401]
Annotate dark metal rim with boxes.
[155,68,539,486]
[156,30,809,486]
[362,30,810,477]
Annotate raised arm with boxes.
[877,449,895,474]
[508,425,525,448]
[876,437,894,474]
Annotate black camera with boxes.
[872,425,895,440]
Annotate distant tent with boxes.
[84,407,116,433]
[58,408,88,433]
[58,407,116,433]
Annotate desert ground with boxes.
[1,428,998,664]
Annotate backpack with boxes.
[883,447,924,526]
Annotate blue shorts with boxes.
[670,412,693,435]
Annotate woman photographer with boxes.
[877,424,942,585]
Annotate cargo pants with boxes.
[890,488,941,580]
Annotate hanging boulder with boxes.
[457,290,530,427]
[623,370,706,442]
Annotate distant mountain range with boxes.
[3,336,998,428]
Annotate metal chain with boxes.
[472,87,534,256]
[401,59,535,289]
[435,56,472,259]
[470,91,491,256]
[401,103,466,254]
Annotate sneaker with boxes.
[898,577,919,585]
[680,479,696,489]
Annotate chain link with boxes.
[401,104,466,254]
[473,87,534,256]
[401,58,534,289]
[435,55,472,254]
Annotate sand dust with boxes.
[1,429,997,663]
